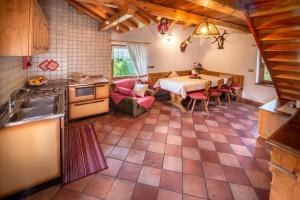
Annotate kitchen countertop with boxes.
[68,76,109,86]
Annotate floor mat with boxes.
[63,123,107,184]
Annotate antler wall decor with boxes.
[180,36,192,52]
[210,30,228,49]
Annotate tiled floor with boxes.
[26,101,271,200]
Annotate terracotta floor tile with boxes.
[214,142,234,154]
[230,144,252,157]
[138,166,162,187]
[125,149,146,164]
[165,144,182,157]
[100,158,123,177]
[197,139,216,151]
[183,174,207,199]
[226,136,244,145]
[132,139,150,151]
[183,194,203,200]
[109,146,130,160]
[182,147,201,160]
[248,147,270,160]
[203,162,226,181]
[123,129,139,138]
[200,150,220,163]
[151,133,167,143]
[182,130,197,138]
[128,122,143,130]
[206,179,233,200]
[142,124,156,132]
[196,132,212,140]
[194,124,209,132]
[167,135,182,145]
[106,179,135,200]
[84,174,114,199]
[222,165,251,186]
[168,127,181,135]
[26,186,60,200]
[117,162,142,182]
[218,152,241,168]
[148,141,165,154]
[158,189,182,200]
[131,183,158,200]
[78,194,101,200]
[155,125,169,134]
[205,120,219,127]
[169,121,181,129]
[117,137,135,148]
[208,126,222,134]
[145,118,158,125]
[245,170,270,190]
[236,155,261,170]
[210,133,228,143]
[63,174,94,192]
[100,143,114,157]
[181,137,198,148]
[230,183,259,200]
[230,123,247,130]
[111,127,126,136]
[137,131,153,140]
[183,159,203,177]
[143,152,164,168]
[51,189,79,200]
[182,122,194,130]
[160,170,183,192]
[163,155,183,172]
[103,134,121,145]
[255,188,270,200]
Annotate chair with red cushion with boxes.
[209,79,224,110]
[187,81,211,113]
[221,77,232,104]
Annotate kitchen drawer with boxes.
[96,84,109,99]
[69,85,95,103]
[69,98,109,120]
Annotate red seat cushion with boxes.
[210,91,220,96]
[189,92,206,100]
[114,79,136,90]
[221,88,231,93]
[116,86,136,97]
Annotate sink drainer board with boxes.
[63,123,107,184]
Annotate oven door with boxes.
[69,85,95,103]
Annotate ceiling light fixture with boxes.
[193,17,220,38]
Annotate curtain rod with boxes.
[111,40,150,45]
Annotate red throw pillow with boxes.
[116,87,136,97]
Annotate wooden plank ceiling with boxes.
[67,0,250,33]
[244,0,300,101]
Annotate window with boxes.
[256,52,272,84]
[112,45,135,78]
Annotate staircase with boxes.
[244,3,300,102]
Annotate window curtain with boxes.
[127,43,148,78]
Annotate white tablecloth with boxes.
[198,74,229,86]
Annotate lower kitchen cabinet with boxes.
[69,98,109,120]
[0,118,61,198]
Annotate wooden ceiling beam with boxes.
[127,0,249,32]
[250,4,300,18]
[185,0,244,20]
[99,5,137,31]
[75,0,123,8]
[134,13,151,26]
[68,0,103,21]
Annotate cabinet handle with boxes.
[74,99,105,106]
[97,85,106,87]
[269,161,297,179]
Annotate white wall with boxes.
[111,24,277,104]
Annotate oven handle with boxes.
[74,99,105,106]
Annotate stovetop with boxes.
[27,87,63,97]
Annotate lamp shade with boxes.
[193,21,220,38]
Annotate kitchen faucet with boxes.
[8,87,29,114]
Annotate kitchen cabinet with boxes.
[0,118,62,198]
[0,0,49,56]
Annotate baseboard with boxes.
[242,98,263,107]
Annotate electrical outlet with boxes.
[248,69,254,72]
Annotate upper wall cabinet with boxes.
[0,0,49,56]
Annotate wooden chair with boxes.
[209,79,224,110]
[221,77,233,104]
[187,81,211,113]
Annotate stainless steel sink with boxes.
[20,96,59,108]
[9,105,58,122]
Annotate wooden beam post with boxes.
[99,5,137,31]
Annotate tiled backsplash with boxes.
[0,57,28,105]
[0,0,112,105]
[29,0,112,80]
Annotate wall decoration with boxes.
[157,18,169,35]
[22,56,31,69]
[38,59,59,71]
[180,36,192,52]
[210,30,228,49]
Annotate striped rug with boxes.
[63,123,107,184]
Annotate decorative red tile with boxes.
[160,170,183,192]
[183,174,207,199]
[183,159,203,177]
[117,162,142,182]
[143,152,164,168]
[206,179,233,200]
[131,183,158,200]
[200,150,220,163]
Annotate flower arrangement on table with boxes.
[190,62,205,78]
